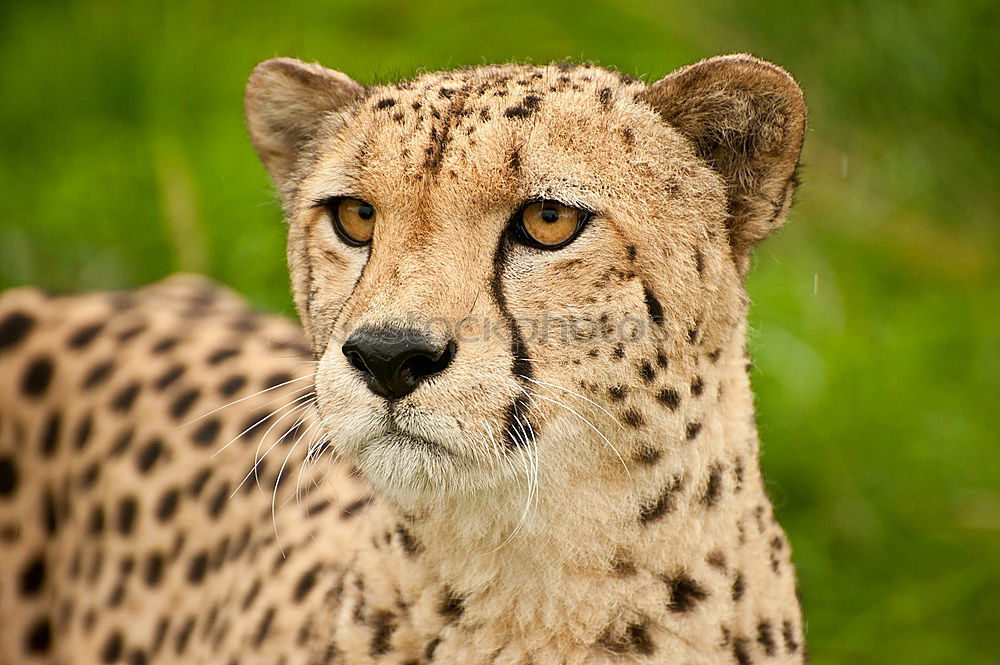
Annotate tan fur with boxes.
[0,55,807,664]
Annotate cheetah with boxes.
[0,54,808,664]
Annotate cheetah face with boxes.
[245,57,805,501]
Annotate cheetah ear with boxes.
[245,57,365,191]
[638,54,806,264]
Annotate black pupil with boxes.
[357,204,374,220]
[540,207,560,224]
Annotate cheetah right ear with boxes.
[245,57,365,192]
[638,54,806,270]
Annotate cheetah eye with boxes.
[512,200,589,250]
[325,198,376,246]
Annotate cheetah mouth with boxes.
[380,421,451,456]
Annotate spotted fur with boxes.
[1,54,808,664]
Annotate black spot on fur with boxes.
[169,389,199,420]
[240,410,272,441]
[733,637,752,665]
[597,87,613,108]
[509,148,521,173]
[691,376,705,396]
[156,488,179,522]
[191,418,220,447]
[117,322,146,342]
[110,427,134,457]
[639,476,683,524]
[395,524,420,556]
[655,349,669,368]
[25,616,52,654]
[39,412,61,456]
[262,371,293,391]
[136,438,164,473]
[598,621,655,655]
[117,496,138,535]
[782,620,800,653]
[687,325,700,344]
[154,364,185,391]
[74,413,93,450]
[702,464,723,507]
[188,468,212,497]
[152,337,178,354]
[664,573,708,612]
[340,496,372,519]
[608,385,627,401]
[22,356,54,397]
[208,482,229,519]
[0,456,17,497]
[732,572,746,601]
[656,388,680,410]
[375,98,396,109]
[144,553,164,587]
[633,445,662,466]
[686,422,703,440]
[294,565,320,603]
[42,487,58,535]
[218,374,246,397]
[20,555,45,596]
[708,348,722,363]
[83,359,115,388]
[695,249,705,275]
[253,607,275,647]
[68,322,104,349]
[87,505,105,536]
[207,348,239,365]
[706,550,727,570]
[621,409,645,428]
[503,93,541,119]
[175,615,195,654]
[369,610,396,655]
[101,630,123,662]
[187,551,208,584]
[440,588,465,619]
[0,311,34,349]
[757,621,777,656]
[79,461,100,489]
[639,361,655,383]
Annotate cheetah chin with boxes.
[1,54,808,665]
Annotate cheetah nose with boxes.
[342,326,456,400]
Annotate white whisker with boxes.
[181,371,315,427]
[519,375,626,431]
[525,389,633,485]
[211,391,313,459]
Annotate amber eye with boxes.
[514,200,588,249]
[327,198,376,246]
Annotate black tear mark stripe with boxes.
[490,236,533,449]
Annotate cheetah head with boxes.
[244,56,805,507]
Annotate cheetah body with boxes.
[1,55,808,664]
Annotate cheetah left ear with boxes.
[245,57,366,194]
[638,54,806,266]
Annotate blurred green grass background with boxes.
[1,0,997,662]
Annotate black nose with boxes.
[342,326,456,400]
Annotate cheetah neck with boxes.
[325,332,803,662]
